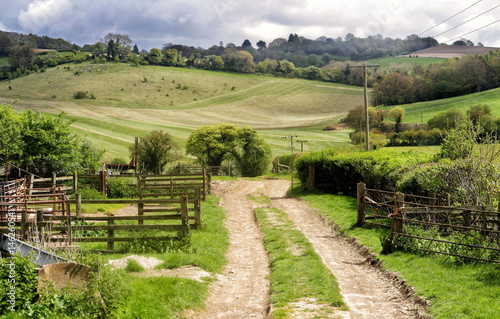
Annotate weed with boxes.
[125,260,145,273]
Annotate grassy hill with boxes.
[365,56,446,68]
[0,62,365,161]
[394,88,500,123]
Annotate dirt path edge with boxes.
[310,209,431,318]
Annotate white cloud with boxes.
[2,0,498,49]
[18,0,72,31]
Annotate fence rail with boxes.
[357,182,500,264]
[1,196,190,253]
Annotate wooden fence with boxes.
[357,182,500,263]
[27,170,211,198]
[50,197,190,252]
[3,197,190,253]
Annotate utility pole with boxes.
[296,140,308,153]
[283,135,298,155]
[350,62,380,151]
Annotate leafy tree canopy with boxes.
[186,124,272,176]
[131,130,179,174]
[0,103,103,177]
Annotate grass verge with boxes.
[67,194,228,317]
[299,190,500,319]
[250,195,345,317]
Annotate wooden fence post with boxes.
[356,182,366,226]
[396,192,405,210]
[446,193,451,206]
[307,165,315,191]
[194,187,201,230]
[36,210,44,243]
[180,195,189,237]
[99,170,108,197]
[20,209,27,239]
[170,177,174,199]
[107,215,115,251]
[207,172,212,196]
[137,175,143,225]
[73,171,78,194]
[462,211,471,227]
[66,208,72,246]
[52,172,57,190]
[28,174,34,195]
[75,193,82,216]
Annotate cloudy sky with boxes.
[1,0,499,50]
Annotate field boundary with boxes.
[357,182,500,263]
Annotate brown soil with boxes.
[185,179,426,318]
[405,44,500,58]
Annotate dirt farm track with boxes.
[184,179,427,319]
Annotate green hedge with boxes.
[295,148,433,196]
[397,158,500,205]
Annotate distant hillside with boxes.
[406,45,500,58]
[0,63,364,160]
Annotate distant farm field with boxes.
[365,56,446,67]
[0,62,362,161]
[0,56,8,67]
[393,88,500,124]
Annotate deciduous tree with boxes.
[132,131,179,174]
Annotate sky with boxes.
[0,0,499,51]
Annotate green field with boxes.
[0,62,363,161]
[2,60,497,162]
[393,88,500,124]
[0,56,8,67]
[365,56,446,68]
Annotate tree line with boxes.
[2,30,499,106]
[371,52,500,106]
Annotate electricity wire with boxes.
[443,19,500,43]
[431,4,500,38]
[418,0,482,36]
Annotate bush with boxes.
[0,254,38,314]
[73,91,88,99]
[397,158,500,205]
[295,148,433,196]
[107,178,139,199]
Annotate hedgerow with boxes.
[295,148,433,196]
[397,158,500,205]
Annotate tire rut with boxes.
[186,179,425,319]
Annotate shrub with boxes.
[295,148,433,196]
[397,158,500,205]
[0,254,38,314]
[73,91,88,99]
[107,178,139,199]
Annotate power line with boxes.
[443,19,500,43]
[432,4,500,38]
[419,0,482,36]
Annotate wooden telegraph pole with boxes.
[350,62,380,151]
[283,135,298,155]
[296,140,308,153]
